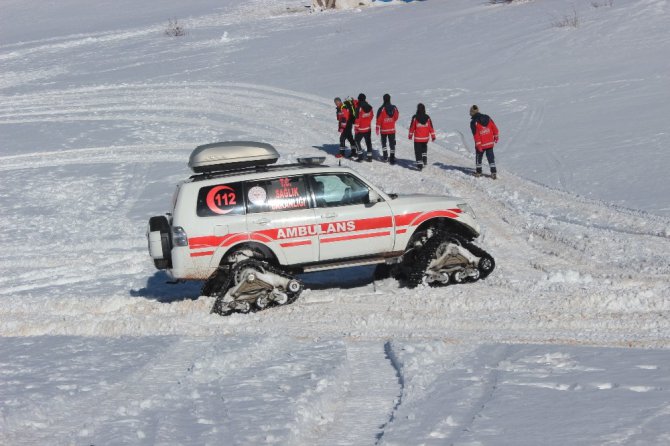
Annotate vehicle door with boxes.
[309,173,394,261]
[245,175,319,265]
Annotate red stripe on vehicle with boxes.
[250,233,273,243]
[280,240,312,248]
[394,212,422,227]
[189,235,229,249]
[190,251,214,257]
[354,216,393,231]
[222,233,249,247]
[409,210,459,227]
[321,231,391,244]
[396,229,407,234]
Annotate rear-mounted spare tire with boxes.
[149,216,172,269]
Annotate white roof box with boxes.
[188,141,279,173]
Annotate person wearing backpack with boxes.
[337,97,358,158]
[408,103,436,171]
[469,105,499,179]
[376,93,399,164]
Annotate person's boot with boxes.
[474,171,482,178]
[417,163,423,171]
[389,154,396,165]
[382,150,388,162]
[491,172,497,180]
[366,153,373,162]
[348,150,357,159]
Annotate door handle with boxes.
[321,212,337,219]
[253,218,271,225]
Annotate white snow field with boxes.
[1,0,669,444]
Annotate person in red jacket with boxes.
[408,103,436,171]
[354,93,374,162]
[335,97,356,158]
[469,105,499,179]
[376,93,399,164]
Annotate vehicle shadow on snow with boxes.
[298,265,376,290]
[130,271,203,303]
[130,268,379,303]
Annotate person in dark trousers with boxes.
[333,97,347,158]
[376,93,399,164]
[469,105,499,179]
[408,103,436,171]
[354,93,374,162]
[337,97,358,158]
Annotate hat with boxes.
[334,97,342,103]
[469,105,479,117]
[358,93,366,102]
[383,93,391,103]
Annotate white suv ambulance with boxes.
[147,141,494,315]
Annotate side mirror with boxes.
[368,189,382,204]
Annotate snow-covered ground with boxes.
[1,1,669,444]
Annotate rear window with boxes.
[246,176,310,214]
[196,182,245,217]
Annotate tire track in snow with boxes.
[308,341,401,446]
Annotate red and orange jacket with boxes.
[470,113,499,151]
[337,106,349,133]
[376,104,399,135]
[408,114,436,143]
[355,101,374,134]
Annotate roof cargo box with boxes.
[188,141,279,173]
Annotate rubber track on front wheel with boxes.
[404,232,453,288]
[210,259,302,316]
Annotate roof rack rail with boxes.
[190,162,329,182]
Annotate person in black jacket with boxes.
[338,97,358,158]
[335,97,356,158]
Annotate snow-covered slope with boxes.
[1,1,669,444]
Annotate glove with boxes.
[408,134,413,140]
[475,144,482,152]
[494,136,499,143]
[376,127,380,136]
[431,136,436,142]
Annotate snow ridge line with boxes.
[376,340,405,444]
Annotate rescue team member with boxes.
[469,105,499,179]
[408,103,436,171]
[335,97,356,158]
[376,93,399,165]
[337,97,358,158]
[354,93,374,162]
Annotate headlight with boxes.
[457,203,476,218]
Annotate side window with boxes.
[197,182,245,217]
[246,176,310,214]
[310,174,370,208]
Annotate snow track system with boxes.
[400,232,495,288]
[209,259,303,316]
[208,232,494,317]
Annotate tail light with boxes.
[172,226,188,247]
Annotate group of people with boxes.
[334,93,499,178]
